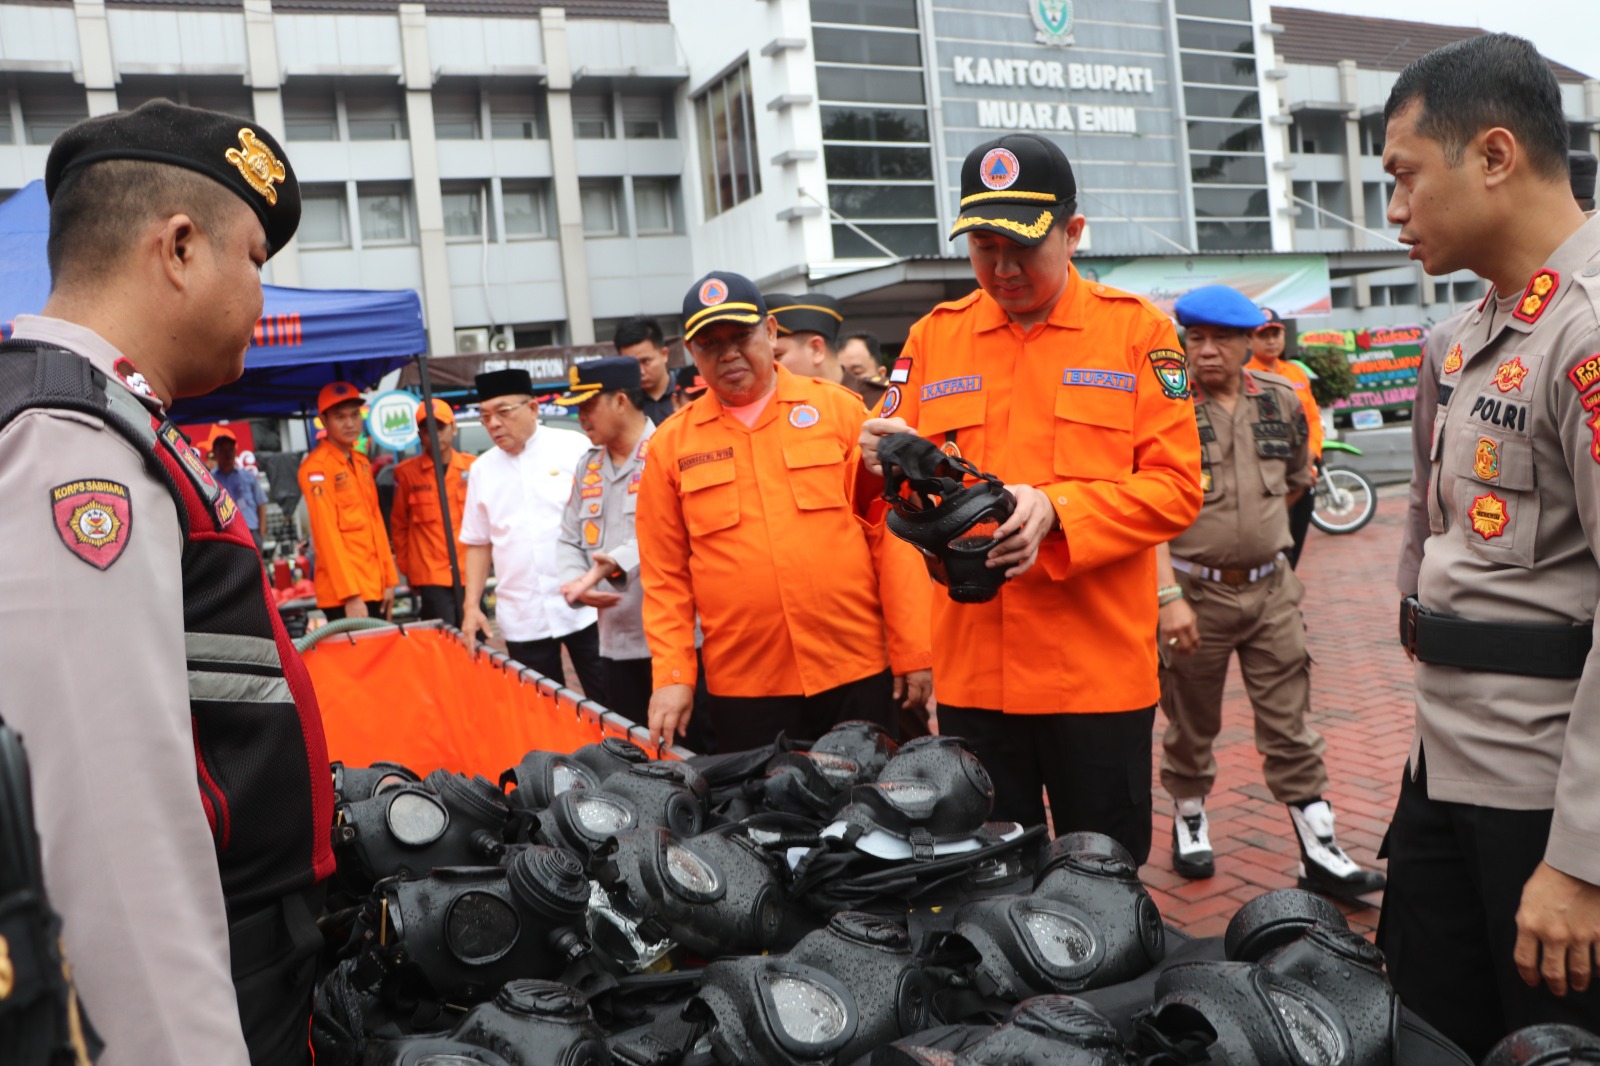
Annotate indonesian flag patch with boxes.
[889,357,913,384]
[51,479,132,570]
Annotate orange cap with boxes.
[208,426,237,445]
[415,397,455,425]
[317,380,362,414]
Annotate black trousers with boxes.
[937,704,1155,865]
[231,883,325,1066]
[414,585,462,628]
[1286,488,1315,568]
[506,623,607,706]
[321,600,383,622]
[704,669,895,753]
[1379,755,1600,1060]
[603,656,653,725]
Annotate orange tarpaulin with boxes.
[300,623,668,779]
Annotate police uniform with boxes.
[0,102,332,1066]
[554,357,657,722]
[881,135,1204,862]
[1245,307,1322,568]
[391,398,475,626]
[1386,212,1600,1048]
[1396,307,1471,597]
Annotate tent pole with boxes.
[416,351,464,618]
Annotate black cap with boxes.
[674,364,708,397]
[1571,150,1598,204]
[765,292,844,344]
[682,271,766,343]
[951,134,1076,246]
[554,356,642,406]
[46,100,300,257]
[476,368,535,403]
[1259,307,1285,330]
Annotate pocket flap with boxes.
[680,458,737,493]
[783,438,846,469]
[917,390,986,436]
[1055,386,1134,431]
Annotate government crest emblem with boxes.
[1031,0,1075,47]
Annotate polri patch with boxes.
[51,479,132,570]
[921,376,982,402]
[1063,368,1135,392]
[1468,492,1509,540]
[1493,356,1530,393]
[1568,354,1600,394]
[1512,269,1558,325]
[1147,350,1190,400]
[880,385,902,418]
[789,403,820,429]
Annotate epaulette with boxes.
[1245,367,1297,394]
[1572,262,1600,327]
[809,375,865,403]
[929,289,984,315]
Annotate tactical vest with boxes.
[0,342,335,912]
[1193,376,1298,496]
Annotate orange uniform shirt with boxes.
[390,449,475,588]
[639,367,932,697]
[880,267,1203,713]
[1246,355,1323,459]
[299,440,397,609]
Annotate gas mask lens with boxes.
[877,780,938,812]
[387,789,449,846]
[662,841,721,897]
[764,973,850,1046]
[1266,987,1344,1066]
[1021,907,1095,969]
[574,794,633,835]
[550,763,587,796]
[806,751,859,784]
[445,891,520,964]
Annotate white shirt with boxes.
[462,425,598,641]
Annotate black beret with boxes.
[765,292,844,345]
[475,368,535,402]
[45,100,301,257]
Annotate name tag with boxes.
[1062,368,1135,392]
[921,376,982,402]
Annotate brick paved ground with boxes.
[1142,485,1414,940]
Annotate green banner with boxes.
[1077,254,1333,318]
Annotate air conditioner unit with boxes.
[489,328,517,353]
[455,328,491,355]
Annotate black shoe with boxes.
[1290,800,1386,903]
[1172,807,1215,880]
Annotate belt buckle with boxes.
[1400,596,1422,655]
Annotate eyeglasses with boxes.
[479,399,534,425]
[688,327,760,361]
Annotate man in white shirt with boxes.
[460,368,606,702]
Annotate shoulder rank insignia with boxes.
[51,479,132,570]
[1468,492,1510,540]
[1442,343,1463,375]
[1147,350,1189,400]
[1512,269,1559,325]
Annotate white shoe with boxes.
[1172,800,1214,879]
[1289,800,1386,901]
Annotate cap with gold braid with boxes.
[554,356,642,406]
[681,271,767,343]
[763,292,844,345]
[950,133,1076,247]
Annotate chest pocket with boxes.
[680,460,739,536]
[1451,428,1538,568]
[334,477,367,532]
[1053,385,1134,481]
[783,438,848,511]
[917,390,986,455]
[407,483,442,520]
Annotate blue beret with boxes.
[1174,285,1267,330]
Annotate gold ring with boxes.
[1167,637,1179,647]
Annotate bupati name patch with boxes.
[1062,368,1135,392]
[921,376,982,402]
[679,448,734,472]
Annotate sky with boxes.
[1276,0,1600,79]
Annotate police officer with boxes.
[555,357,656,723]
[1381,34,1600,1054]
[0,101,334,1065]
[859,133,1203,862]
[1155,285,1385,903]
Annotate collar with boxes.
[690,370,788,425]
[1497,212,1600,334]
[972,263,1085,334]
[10,314,165,412]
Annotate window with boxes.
[693,59,762,217]
[816,66,925,105]
[1390,283,1419,306]
[1193,187,1269,218]
[433,85,481,140]
[1177,19,1254,56]
[633,179,675,234]
[0,112,11,146]
[1191,153,1267,185]
[19,80,88,146]
[572,92,612,139]
[813,27,922,66]
[1292,181,1315,230]
[1179,53,1256,88]
[346,87,406,141]
[1175,0,1251,15]
[1196,221,1270,250]
[282,80,338,141]
[441,182,488,240]
[489,88,545,139]
[1178,5,1269,252]
[1454,280,1484,303]
[1183,87,1259,121]
[580,181,620,236]
[1331,286,1354,309]
[358,185,412,243]
[1363,182,1391,227]
[1186,120,1263,154]
[118,76,251,119]
[810,0,918,27]
[621,94,670,139]
[298,185,349,247]
[821,106,928,142]
[502,182,549,238]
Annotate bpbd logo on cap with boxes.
[980,148,1021,191]
[699,278,729,306]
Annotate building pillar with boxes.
[1337,59,1366,251]
[541,7,595,344]
[72,0,119,116]
[242,0,302,286]
[399,2,457,356]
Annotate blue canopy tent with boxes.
[0,180,426,420]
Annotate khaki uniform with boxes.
[1396,308,1471,596]
[1413,213,1600,883]
[1161,368,1322,803]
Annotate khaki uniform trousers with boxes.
[1158,563,1328,804]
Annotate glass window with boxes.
[1179,53,1257,87]
[434,87,481,139]
[1453,280,1483,303]
[1292,181,1316,229]
[830,222,940,258]
[1190,152,1267,184]
[813,27,922,67]
[621,94,669,139]
[297,186,349,246]
[1315,180,1349,218]
[1186,120,1263,153]
[489,90,544,139]
[816,66,926,105]
[1193,187,1270,218]
[1196,219,1271,250]
[810,0,918,27]
[1177,18,1254,55]
[0,112,12,146]
[1182,86,1259,121]
[441,184,485,239]
[821,106,929,143]
[694,59,763,218]
[634,180,674,234]
[1391,283,1419,305]
[1331,286,1354,309]
[19,81,88,146]
[347,89,406,141]
[358,187,411,243]
[572,92,612,139]
[581,182,619,235]
[1175,0,1251,16]
[828,183,936,219]
[824,144,934,179]
[283,81,338,141]
[502,183,548,238]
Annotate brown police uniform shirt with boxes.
[1397,308,1471,596]
[1169,369,1310,570]
[1414,212,1600,884]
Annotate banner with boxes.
[1299,323,1427,417]
[1077,254,1333,318]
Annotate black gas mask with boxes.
[592,827,787,964]
[335,771,512,892]
[879,433,1017,604]
[332,760,422,805]
[933,995,1127,1066]
[358,846,591,1004]
[833,736,997,860]
[1484,1024,1600,1065]
[362,979,609,1066]
[536,763,706,868]
[689,912,938,1066]
[571,737,653,781]
[762,720,899,820]
[501,751,600,813]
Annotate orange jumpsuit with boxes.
[299,440,397,609]
[638,367,932,697]
[1246,355,1324,459]
[880,266,1203,713]
[390,449,475,587]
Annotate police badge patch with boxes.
[51,479,132,570]
[1147,350,1190,400]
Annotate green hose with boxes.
[293,617,399,654]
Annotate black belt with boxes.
[1399,596,1592,679]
